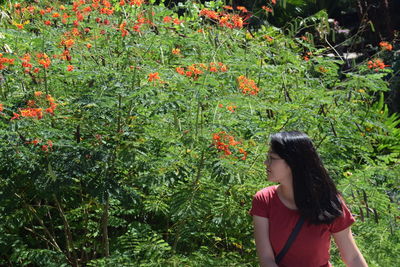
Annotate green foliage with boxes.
[0,1,398,266]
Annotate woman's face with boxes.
[264,151,293,184]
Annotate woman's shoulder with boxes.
[253,185,278,200]
[329,194,356,232]
[250,185,279,218]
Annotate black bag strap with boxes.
[275,216,305,264]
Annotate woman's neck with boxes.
[277,183,297,209]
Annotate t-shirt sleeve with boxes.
[329,197,356,233]
[249,187,272,218]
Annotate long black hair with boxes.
[270,131,342,224]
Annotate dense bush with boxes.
[0,0,398,266]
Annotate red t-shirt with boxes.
[249,185,355,267]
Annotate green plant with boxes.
[0,1,398,266]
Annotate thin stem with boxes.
[53,195,79,267]
[101,193,110,257]
[14,193,63,253]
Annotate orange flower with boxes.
[379,41,393,51]
[148,72,160,82]
[82,6,92,13]
[27,6,35,13]
[367,59,390,71]
[67,65,74,71]
[201,10,247,29]
[318,66,328,73]
[176,62,227,78]
[228,136,240,146]
[61,39,75,48]
[20,107,43,119]
[212,131,242,158]
[227,105,237,113]
[0,53,15,70]
[223,5,233,10]
[239,148,247,160]
[21,53,32,70]
[46,94,55,102]
[213,133,221,141]
[237,75,260,95]
[219,65,228,72]
[121,24,129,36]
[129,0,144,6]
[199,9,219,21]
[176,67,185,75]
[188,65,197,72]
[172,48,181,55]
[44,20,51,26]
[301,36,308,41]
[231,15,243,28]
[38,58,51,68]
[163,16,172,23]
[120,0,126,6]
[59,49,71,61]
[193,68,203,75]
[92,2,100,9]
[264,35,273,42]
[100,7,114,15]
[209,66,218,72]
[0,103,3,112]
[11,112,20,120]
[219,16,230,27]
[34,91,43,97]
[173,18,182,25]
[236,6,248,13]
[50,102,57,109]
[103,0,112,8]
[71,28,80,36]
[86,43,92,49]
[37,53,51,68]
[262,6,273,13]
[31,139,40,145]
[218,103,224,108]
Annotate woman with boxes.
[250,131,367,267]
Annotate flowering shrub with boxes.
[0,1,398,266]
